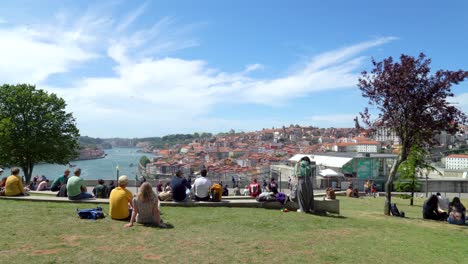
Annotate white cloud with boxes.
[0,5,396,137]
[450,92,468,114]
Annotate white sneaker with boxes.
[297,209,304,213]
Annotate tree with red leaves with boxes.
[358,53,467,215]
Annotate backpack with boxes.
[210,184,222,202]
[77,206,105,220]
[390,203,405,218]
[276,192,286,204]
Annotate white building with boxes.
[445,154,468,170]
[375,126,400,143]
[357,141,380,153]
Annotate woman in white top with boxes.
[125,182,166,228]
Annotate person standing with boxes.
[66,168,94,200]
[51,169,70,192]
[294,156,314,213]
[4,167,25,196]
[109,175,133,220]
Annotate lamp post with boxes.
[116,165,120,182]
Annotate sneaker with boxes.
[297,209,304,213]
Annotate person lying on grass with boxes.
[125,182,166,228]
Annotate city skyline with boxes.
[0,0,467,137]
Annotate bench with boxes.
[0,195,339,214]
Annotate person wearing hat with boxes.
[170,170,191,202]
[66,168,94,200]
[51,169,70,192]
[109,175,133,220]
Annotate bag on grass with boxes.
[390,203,405,218]
[77,206,105,220]
[276,192,286,204]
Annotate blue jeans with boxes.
[68,192,94,200]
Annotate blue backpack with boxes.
[77,206,105,220]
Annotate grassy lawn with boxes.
[1,197,467,264]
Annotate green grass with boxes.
[1,197,467,264]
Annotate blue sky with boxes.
[0,0,467,137]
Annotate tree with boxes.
[358,53,467,215]
[139,155,150,167]
[0,84,80,183]
[394,145,423,206]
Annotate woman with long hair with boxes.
[294,156,314,213]
[423,194,448,221]
[125,182,166,228]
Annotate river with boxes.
[24,148,153,180]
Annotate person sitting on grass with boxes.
[67,168,94,200]
[171,170,191,202]
[4,167,26,196]
[50,169,70,192]
[93,179,109,198]
[36,179,50,191]
[447,197,466,225]
[109,175,133,220]
[0,176,7,190]
[192,169,211,201]
[125,182,166,228]
[423,194,448,221]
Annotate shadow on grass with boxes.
[312,212,347,219]
[142,222,175,229]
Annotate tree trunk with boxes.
[21,162,34,184]
[410,189,414,206]
[384,156,403,215]
[425,172,429,198]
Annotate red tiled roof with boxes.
[447,154,468,158]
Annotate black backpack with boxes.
[390,203,405,218]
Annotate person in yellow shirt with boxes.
[109,175,133,220]
[5,167,25,196]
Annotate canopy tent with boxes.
[319,168,344,177]
[289,154,352,168]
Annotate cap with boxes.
[118,175,128,185]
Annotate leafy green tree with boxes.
[139,155,150,167]
[395,145,423,205]
[0,84,80,183]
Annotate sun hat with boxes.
[118,175,129,185]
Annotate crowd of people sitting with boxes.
[423,193,467,225]
[2,166,467,226]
